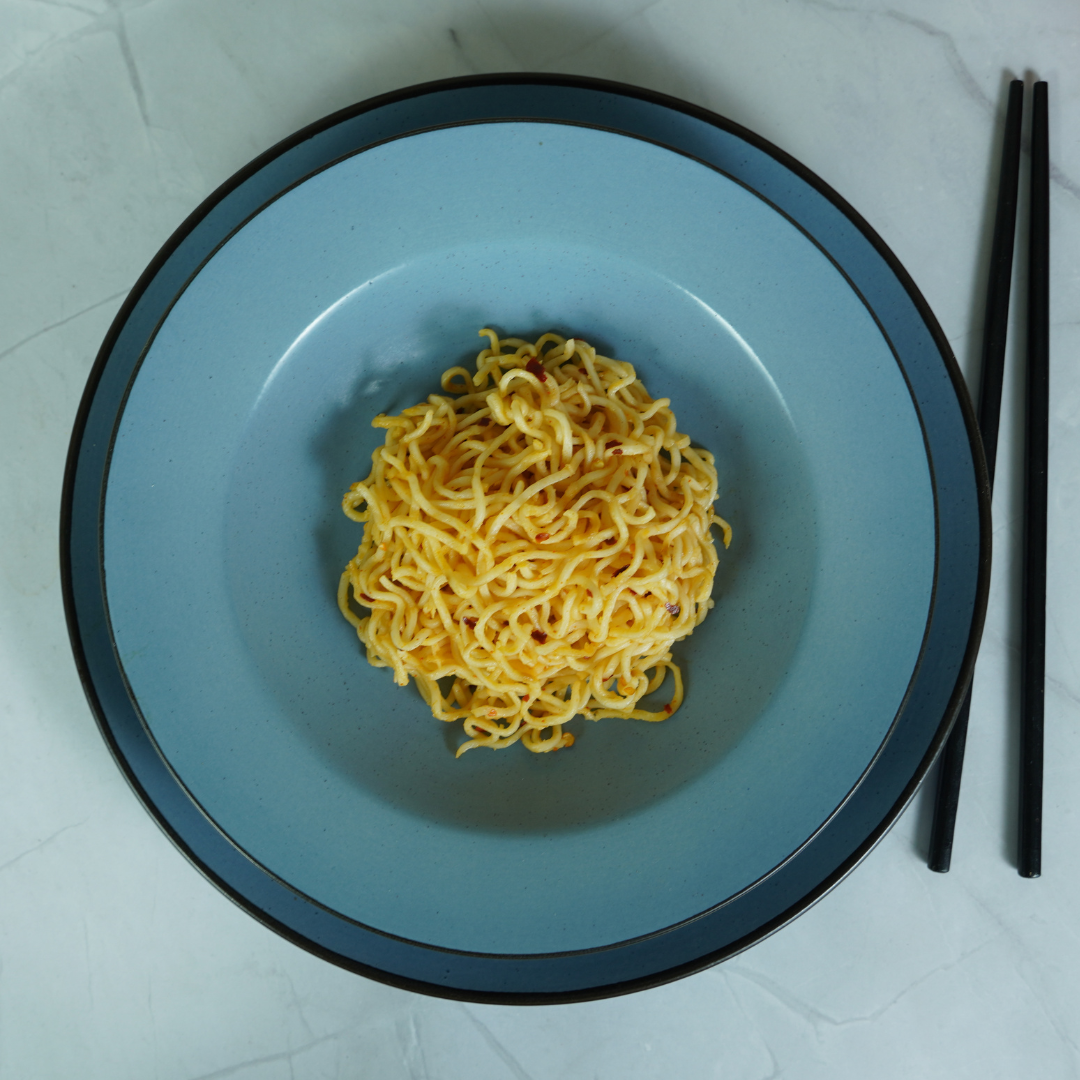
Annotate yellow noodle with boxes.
[338,330,731,756]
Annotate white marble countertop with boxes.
[2,1,1078,1076]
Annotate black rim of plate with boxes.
[61,73,991,1004]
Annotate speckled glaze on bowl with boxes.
[63,76,988,1002]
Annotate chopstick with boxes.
[1020,81,1049,878]
[928,79,1024,873]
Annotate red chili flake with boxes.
[525,357,547,382]
[536,532,550,542]
[531,629,548,644]
[611,448,623,456]
[464,617,477,629]
[664,602,681,617]
[359,594,373,602]
[586,590,593,597]
[664,704,672,714]
[478,417,491,427]
[521,694,529,702]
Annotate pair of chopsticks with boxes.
[928,79,1049,877]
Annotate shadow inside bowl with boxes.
[224,255,816,835]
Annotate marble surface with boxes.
[2,0,1078,1076]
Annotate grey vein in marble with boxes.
[964,891,1080,1057]
[799,0,1080,202]
[398,1007,432,1080]
[536,0,662,66]
[279,966,317,1043]
[105,0,150,130]
[727,936,1002,1034]
[0,289,126,365]
[0,0,156,105]
[724,972,785,1080]
[797,0,991,112]
[459,1007,537,1080]
[185,1027,355,1080]
[1047,673,1080,711]
[29,0,102,11]
[0,818,87,874]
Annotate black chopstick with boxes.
[1019,81,1049,878]
[928,79,1024,873]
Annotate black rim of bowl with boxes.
[61,73,991,1004]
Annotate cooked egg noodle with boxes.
[338,330,731,755]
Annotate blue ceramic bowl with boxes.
[64,77,988,1000]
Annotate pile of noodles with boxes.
[338,330,731,755]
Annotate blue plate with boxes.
[62,75,989,1001]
